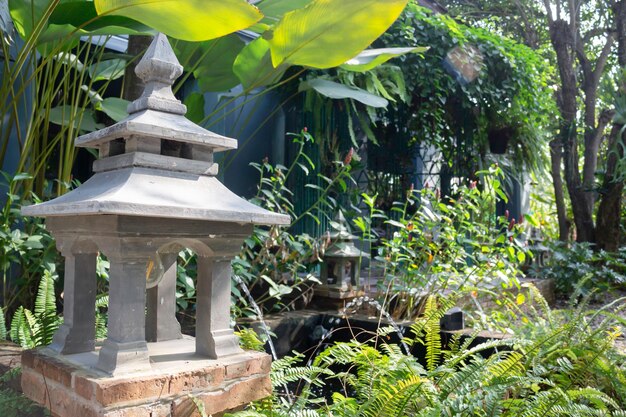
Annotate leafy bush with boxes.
[233,130,354,316]
[0,174,60,318]
[540,242,626,296]
[228,292,626,417]
[355,165,527,320]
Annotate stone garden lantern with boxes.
[20,34,289,417]
[315,211,368,302]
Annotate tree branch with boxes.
[592,33,616,88]
[582,109,614,190]
[542,0,554,23]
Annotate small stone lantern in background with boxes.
[20,34,289,417]
[315,211,368,304]
[524,227,551,270]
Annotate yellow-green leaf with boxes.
[94,0,263,41]
[173,35,245,92]
[269,0,409,69]
[233,37,287,90]
[256,0,313,25]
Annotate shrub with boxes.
[540,241,626,297]
[228,292,626,417]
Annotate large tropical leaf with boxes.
[88,59,126,82]
[269,0,408,69]
[94,0,263,41]
[233,37,287,90]
[340,46,428,72]
[97,97,129,122]
[8,0,51,39]
[183,92,205,124]
[300,78,388,108]
[173,34,245,92]
[42,1,152,42]
[49,105,102,132]
[256,0,313,25]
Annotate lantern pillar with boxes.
[49,237,98,354]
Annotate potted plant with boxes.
[487,125,516,154]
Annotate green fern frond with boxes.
[10,307,33,348]
[411,295,448,372]
[0,307,6,340]
[34,270,56,317]
[95,294,109,309]
[488,351,526,379]
[272,365,333,387]
[33,272,60,347]
[9,274,60,348]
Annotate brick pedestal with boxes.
[21,337,271,417]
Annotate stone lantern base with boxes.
[313,286,364,310]
[21,336,271,417]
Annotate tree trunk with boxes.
[596,124,624,251]
[549,19,596,242]
[122,35,153,101]
[596,0,626,251]
[549,139,569,241]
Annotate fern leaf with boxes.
[0,307,6,340]
[10,307,33,348]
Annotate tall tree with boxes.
[445,0,626,249]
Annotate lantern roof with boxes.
[329,210,355,240]
[325,211,369,259]
[22,34,290,226]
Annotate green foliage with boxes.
[0,368,44,417]
[94,0,263,42]
[375,2,554,175]
[1,9,133,198]
[0,174,60,315]
[175,249,197,312]
[229,291,626,417]
[0,307,5,340]
[9,270,60,349]
[235,327,266,352]
[233,130,355,315]
[541,242,626,296]
[355,164,527,320]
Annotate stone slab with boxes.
[314,287,363,300]
[75,109,238,153]
[93,152,219,176]
[21,336,272,417]
[21,167,290,226]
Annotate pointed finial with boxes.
[135,33,183,83]
[330,209,354,240]
[127,33,187,115]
